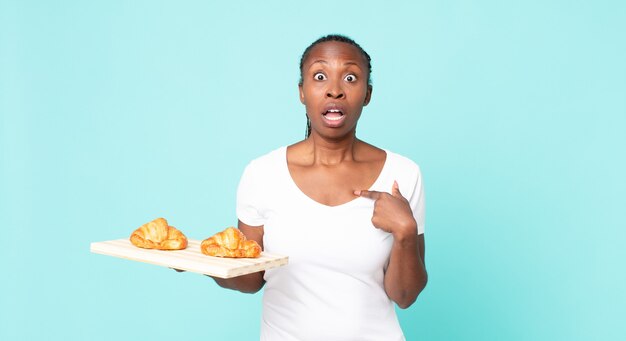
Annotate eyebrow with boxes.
[308,60,362,68]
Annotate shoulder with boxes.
[385,150,421,174]
[242,147,286,181]
[245,146,287,172]
[353,140,387,164]
[382,150,424,196]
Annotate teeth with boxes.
[325,115,343,121]
[327,109,342,113]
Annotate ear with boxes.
[299,84,305,104]
[363,85,373,106]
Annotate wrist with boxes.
[392,220,417,243]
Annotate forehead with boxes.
[304,41,367,68]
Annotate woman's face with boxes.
[299,41,372,139]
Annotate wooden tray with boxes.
[90,239,288,278]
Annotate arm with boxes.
[384,231,427,309]
[209,220,266,294]
[355,181,427,308]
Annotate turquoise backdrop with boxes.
[1,1,625,340]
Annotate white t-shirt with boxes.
[237,146,425,341]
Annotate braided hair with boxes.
[299,34,372,138]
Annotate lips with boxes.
[323,108,344,121]
[321,104,346,126]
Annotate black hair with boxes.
[298,34,372,86]
[300,34,372,138]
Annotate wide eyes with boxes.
[344,74,357,82]
[312,72,358,83]
[313,72,327,81]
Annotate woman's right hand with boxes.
[209,220,266,293]
[173,220,266,293]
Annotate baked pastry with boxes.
[130,217,188,250]
[201,227,261,258]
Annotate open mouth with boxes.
[323,108,344,121]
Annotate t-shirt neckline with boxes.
[281,146,389,209]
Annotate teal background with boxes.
[1,0,625,340]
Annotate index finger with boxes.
[354,189,384,200]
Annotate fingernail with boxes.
[354,190,361,196]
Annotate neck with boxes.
[306,133,359,166]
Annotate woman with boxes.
[213,34,427,340]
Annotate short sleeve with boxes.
[409,166,426,235]
[236,161,266,227]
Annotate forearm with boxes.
[209,221,266,293]
[384,232,427,309]
[210,271,266,294]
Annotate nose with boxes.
[326,81,345,99]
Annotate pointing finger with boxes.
[354,189,383,200]
[392,180,402,197]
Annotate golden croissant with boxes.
[130,217,188,250]
[201,227,261,258]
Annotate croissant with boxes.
[201,227,261,258]
[130,217,188,250]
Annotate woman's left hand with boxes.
[356,181,427,308]
[355,181,417,238]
